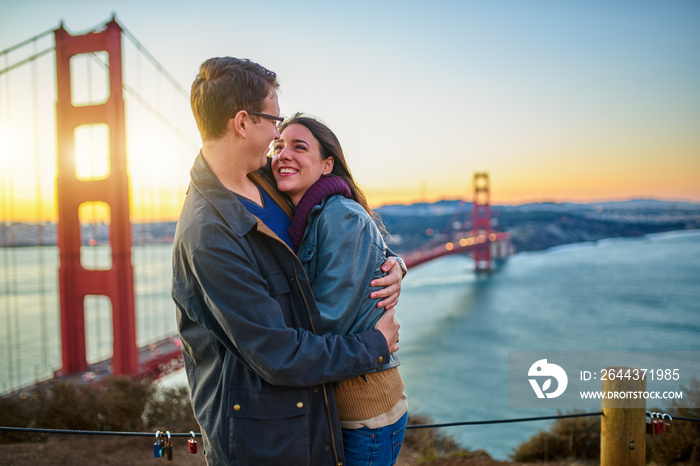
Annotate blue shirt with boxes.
[237,186,294,249]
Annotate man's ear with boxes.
[230,110,248,138]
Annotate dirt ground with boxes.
[0,436,595,465]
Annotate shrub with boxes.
[403,413,466,461]
[99,376,155,431]
[143,384,198,433]
[0,376,200,445]
[511,411,600,462]
[21,376,154,432]
[0,391,44,443]
[32,380,104,430]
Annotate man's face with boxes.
[249,90,281,169]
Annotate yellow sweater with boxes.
[334,367,404,421]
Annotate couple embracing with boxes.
[172,56,408,465]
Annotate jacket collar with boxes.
[288,176,351,251]
[189,152,258,239]
[248,158,295,219]
[188,152,296,249]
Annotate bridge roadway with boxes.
[40,337,184,389]
[403,231,511,269]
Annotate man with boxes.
[172,57,404,465]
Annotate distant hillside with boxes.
[375,199,700,254]
[3,199,699,250]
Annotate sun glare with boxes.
[75,124,110,180]
[127,130,187,186]
[0,127,19,166]
[126,128,190,222]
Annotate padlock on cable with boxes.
[154,430,163,458]
[657,412,667,433]
[645,412,655,435]
[164,431,173,461]
[653,412,663,435]
[188,431,198,454]
[662,413,674,434]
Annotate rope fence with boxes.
[406,411,603,429]
[1,411,698,437]
[0,426,200,437]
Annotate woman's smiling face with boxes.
[271,123,334,205]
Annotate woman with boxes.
[271,113,408,465]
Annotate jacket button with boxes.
[233,404,241,411]
[296,402,304,408]
[325,445,330,451]
[378,356,384,363]
[313,387,319,393]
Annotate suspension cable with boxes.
[0,17,117,77]
[0,48,54,77]
[1,52,19,391]
[123,83,198,150]
[118,23,190,100]
[85,53,197,150]
[0,27,55,57]
[31,39,50,375]
[130,50,154,343]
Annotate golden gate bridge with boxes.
[0,18,511,394]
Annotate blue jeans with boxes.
[341,411,408,466]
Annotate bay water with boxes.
[2,230,699,459]
[395,230,700,459]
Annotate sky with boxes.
[1,0,699,221]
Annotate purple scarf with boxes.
[288,175,352,251]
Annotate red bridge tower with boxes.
[471,172,492,273]
[54,19,138,376]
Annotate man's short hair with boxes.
[191,57,279,141]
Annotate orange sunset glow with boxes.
[1,1,699,223]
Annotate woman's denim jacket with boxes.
[296,194,400,373]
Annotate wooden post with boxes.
[600,366,646,466]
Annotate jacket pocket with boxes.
[264,271,291,296]
[228,389,311,464]
[228,388,310,418]
[263,271,296,328]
